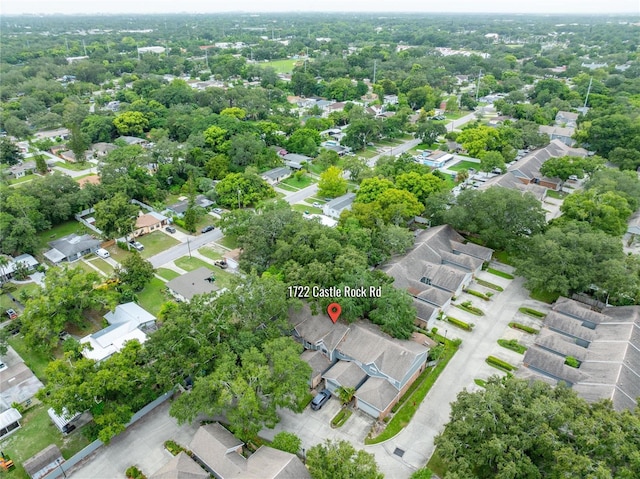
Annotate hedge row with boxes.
[519,307,546,318]
[487,268,514,279]
[331,408,352,428]
[475,278,504,291]
[509,322,540,334]
[465,289,491,301]
[498,338,527,354]
[486,355,517,372]
[447,316,474,331]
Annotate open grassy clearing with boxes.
[54,161,93,172]
[174,256,214,272]
[138,231,180,258]
[136,277,170,316]
[217,236,239,250]
[447,160,480,172]
[291,204,323,215]
[261,58,297,73]
[156,268,180,281]
[198,247,223,261]
[281,175,315,189]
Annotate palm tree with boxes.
[336,386,356,407]
[0,256,9,284]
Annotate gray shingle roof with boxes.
[166,267,219,301]
[355,377,399,413]
[322,360,368,389]
[150,451,209,479]
[48,234,101,259]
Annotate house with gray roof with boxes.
[189,423,310,479]
[301,349,332,389]
[0,345,44,413]
[322,193,355,219]
[43,233,101,263]
[166,195,214,217]
[519,297,640,411]
[282,153,310,170]
[381,224,493,330]
[290,304,430,419]
[261,166,292,186]
[0,408,22,440]
[480,139,587,193]
[166,267,221,302]
[539,125,576,146]
[149,451,208,479]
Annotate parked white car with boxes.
[96,248,110,259]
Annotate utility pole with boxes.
[82,40,87,56]
[373,60,377,84]
[65,37,69,54]
[584,76,593,109]
[475,69,483,102]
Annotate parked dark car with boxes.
[165,226,176,234]
[214,260,228,269]
[310,389,331,411]
[201,225,215,233]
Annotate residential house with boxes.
[519,297,640,411]
[322,193,356,219]
[538,125,575,146]
[381,225,493,331]
[117,136,148,147]
[300,349,332,388]
[134,212,168,237]
[189,423,310,479]
[166,195,215,218]
[23,445,64,479]
[0,346,44,412]
[150,451,208,479]
[261,166,292,186]
[555,111,579,128]
[34,128,69,141]
[43,234,101,264]
[166,267,220,302]
[290,304,432,419]
[282,153,310,170]
[480,139,588,193]
[0,254,39,281]
[81,302,156,362]
[0,408,21,439]
[89,142,117,158]
[383,94,399,105]
[414,150,453,168]
[5,160,38,179]
[320,141,349,156]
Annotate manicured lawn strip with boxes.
[454,302,484,316]
[447,160,480,172]
[156,268,180,281]
[492,251,515,265]
[70,261,99,276]
[391,366,431,413]
[529,288,560,304]
[298,392,313,410]
[174,256,214,272]
[0,404,91,479]
[7,336,53,382]
[138,231,181,258]
[498,338,528,354]
[486,355,517,372]
[88,259,114,276]
[545,189,566,199]
[136,277,171,316]
[331,408,352,428]
[465,289,491,300]
[291,204,323,215]
[487,267,514,279]
[276,183,298,192]
[509,322,540,334]
[519,307,546,318]
[198,247,223,261]
[281,175,315,189]
[217,236,239,250]
[446,316,474,331]
[365,344,457,444]
[475,278,503,291]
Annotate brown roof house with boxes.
[134,211,169,237]
[381,224,493,330]
[519,297,640,411]
[149,451,208,479]
[290,304,432,419]
[189,423,310,479]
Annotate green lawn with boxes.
[529,288,560,304]
[86,258,114,276]
[8,336,54,382]
[291,204,323,215]
[71,260,100,276]
[138,231,180,259]
[156,268,180,281]
[36,220,92,253]
[447,160,480,172]
[8,175,37,186]
[104,244,132,263]
[1,292,15,311]
[545,189,566,199]
[174,256,214,272]
[136,277,171,316]
[262,58,297,73]
[275,183,298,192]
[54,161,93,172]
[444,110,468,120]
[0,404,91,479]
[198,247,223,261]
[281,175,315,189]
[217,236,239,250]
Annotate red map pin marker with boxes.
[327,303,342,323]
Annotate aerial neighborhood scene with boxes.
[1,0,640,477]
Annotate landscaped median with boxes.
[331,408,352,428]
[446,316,474,331]
[486,355,517,374]
[364,342,459,445]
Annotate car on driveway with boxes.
[201,225,215,233]
[213,208,223,215]
[310,389,331,411]
[6,309,18,320]
[165,226,176,234]
[312,202,321,208]
[130,241,144,251]
[96,248,110,259]
[214,260,228,269]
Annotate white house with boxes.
[322,193,356,219]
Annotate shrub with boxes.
[164,440,186,456]
[447,316,474,331]
[487,267,514,279]
[565,356,581,368]
[331,408,353,428]
[125,466,147,479]
[476,278,503,291]
[474,378,487,387]
[465,289,491,301]
[519,307,546,318]
[486,355,517,372]
[431,327,438,335]
[455,302,484,316]
[271,431,302,454]
[498,339,527,354]
[509,322,540,334]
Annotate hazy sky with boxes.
[1,0,639,15]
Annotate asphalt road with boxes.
[148,229,223,268]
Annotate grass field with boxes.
[0,404,91,479]
[291,204,323,215]
[156,268,180,281]
[54,161,93,172]
[281,175,315,189]
[448,160,480,172]
[217,236,239,250]
[198,247,223,261]
[262,58,297,73]
[8,336,54,382]
[174,256,213,272]
[86,258,114,276]
[136,277,170,316]
[138,231,180,259]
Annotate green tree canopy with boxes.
[317,166,348,198]
[307,440,383,479]
[94,193,138,239]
